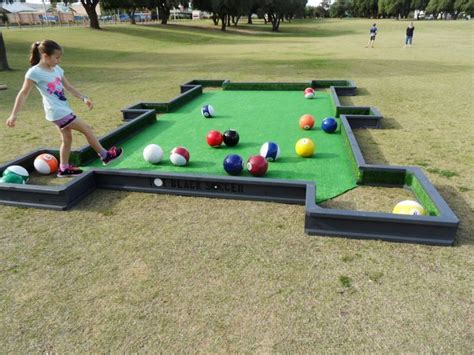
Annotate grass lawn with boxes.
[0,18,473,352]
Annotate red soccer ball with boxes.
[304,87,315,99]
[170,146,190,166]
[206,130,223,147]
[246,155,268,177]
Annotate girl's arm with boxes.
[5,78,35,128]
[62,75,94,110]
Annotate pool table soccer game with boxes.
[0,80,459,245]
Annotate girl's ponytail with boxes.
[28,40,62,66]
[29,41,41,66]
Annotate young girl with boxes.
[5,39,122,177]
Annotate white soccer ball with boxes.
[143,144,163,164]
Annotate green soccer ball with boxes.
[0,174,25,184]
[1,165,29,184]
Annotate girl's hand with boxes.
[84,97,94,111]
[6,116,17,128]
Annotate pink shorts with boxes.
[53,113,77,129]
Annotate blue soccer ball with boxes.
[201,104,215,118]
[223,154,244,175]
[260,141,280,162]
[321,117,337,133]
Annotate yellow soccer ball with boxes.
[295,138,315,157]
[392,200,427,216]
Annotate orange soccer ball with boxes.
[34,153,59,174]
[299,114,315,130]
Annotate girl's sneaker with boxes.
[101,146,123,165]
[57,165,83,178]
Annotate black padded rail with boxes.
[0,80,459,245]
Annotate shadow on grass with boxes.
[435,185,473,246]
[104,24,262,45]
[72,189,132,216]
[381,116,403,130]
[319,199,357,210]
[175,21,357,38]
[353,128,389,165]
[355,88,370,96]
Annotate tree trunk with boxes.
[80,0,100,29]
[247,13,252,24]
[128,11,136,24]
[220,14,227,31]
[0,31,11,71]
[271,16,280,31]
[227,15,231,26]
[159,5,170,24]
[233,15,241,26]
[212,13,219,25]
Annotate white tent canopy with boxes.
[1,2,37,13]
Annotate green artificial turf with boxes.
[86,90,358,202]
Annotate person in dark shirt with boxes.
[366,23,377,48]
[404,22,415,47]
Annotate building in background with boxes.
[0,1,95,25]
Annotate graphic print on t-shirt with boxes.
[47,77,67,101]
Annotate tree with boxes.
[192,0,306,32]
[146,0,188,24]
[425,0,456,17]
[317,0,332,17]
[103,0,155,24]
[454,0,474,16]
[330,0,352,17]
[192,0,253,31]
[247,0,260,23]
[425,0,441,16]
[411,0,430,18]
[80,0,101,29]
[387,0,412,17]
[260,0,308,32]
[352,0,379,17]
[436,0,455,17]
[0,0,12,70]
[56,0,100,29]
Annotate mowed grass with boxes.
[0,19,473,352]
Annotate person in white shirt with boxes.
[5,40,123,177]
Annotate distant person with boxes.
[5,40,123,177]
[404,22,415,47]
[366,23,377,48]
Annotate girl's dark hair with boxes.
[29,40,62,66]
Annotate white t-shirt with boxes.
[25,64,73,121]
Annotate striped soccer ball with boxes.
[34,153,58,174]
[260,141,281,162]
[2,165,29,184]
[201,104,215,118]
[392,200,427,216]
[170,146,190,166]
